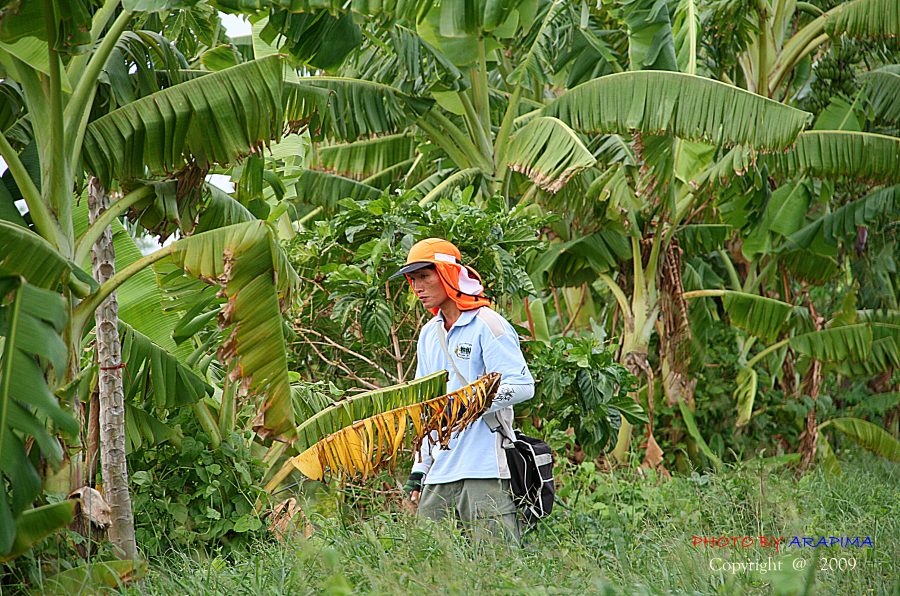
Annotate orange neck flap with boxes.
[407,262,491,315]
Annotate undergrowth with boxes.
[113,452,900,596]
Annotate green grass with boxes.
[25,453,900,595]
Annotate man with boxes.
[390,238,534,543]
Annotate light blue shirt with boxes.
[412,306,534,484]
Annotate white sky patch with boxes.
[207,173,235,193]
[220,13,252,37]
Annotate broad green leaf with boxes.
[119,323,211,411]
[812,97,862,132]
[743,182,811,259]
[860,66,900,125]
[418,168,481,205]
[437,0,528,36]
[262,10,361,70]
[0,220,70,289]
[818,434,841,475]
[789,324,874,364]
[283,77,433,142]
[286,170,381,218]
[780,249,840,285]
[765,131,900,184]
[543,71,812,151]
[168,221,299,438]
[672,0,698,75]
[622,0,678,71]
[529,231,631,287]
[199,44,242,71]
[315,134,415,181]
[788,185,899,250]
[826,0,900,40]
[508,0,566,86]
[721,291,793,343]
[675,224,730,254]
[84,56,287,187]
[0,501,75,562]
[0,277,75,561]
[827,417,900,462]
[505,117,595,194]
[36,559,147,593]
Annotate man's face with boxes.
[407,267,449,311]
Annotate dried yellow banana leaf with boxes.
[291,373,501,481]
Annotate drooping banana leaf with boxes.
[283,77,434,142]
[860,66,900,125]
[718,291,794,343]
[292,371,448,453]
[165,221,299,439]
[83,55,289,187]
[285,170,381,218]
[826,0,900,40]
[291,373,499,481]
[505,117,596,194]
[119,322,211,411]
[742,182,811,259]
[764,131,900,184]
[34,559,147,593]
[0,501,76,563]
[675,224,731,254]
[262,10,361,70]
[621,0,678,71]
[0,278,77,557]
[313,134,415,181]
[788,324,875,364]
[787,184,899,250]
[529,231,631,287]
[0,220,71,289]
[507,0,567,86]
[822,417,900,462]
[418,168,482,204]
[543,71,812,151]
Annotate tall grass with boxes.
[28,453,899,595]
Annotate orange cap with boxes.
[389,238,463,278]
[390,238,491,314]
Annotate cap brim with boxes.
[388,261,432,280]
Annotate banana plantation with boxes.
[0,0,898,593]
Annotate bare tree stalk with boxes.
[88,177,137,560]
[85,380,100,487]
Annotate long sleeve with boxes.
[411,436,435,475]
[488,382,534,412]
[481,324,534,413]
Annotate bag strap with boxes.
[483,408,516,443]
[436,322,468,387]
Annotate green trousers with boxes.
[416,478,520,544]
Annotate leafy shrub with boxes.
[287,187,547,388]
[522,332,642,458]
[128,413,269,556]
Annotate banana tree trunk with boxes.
[797,291,824,473]
[88,177,137,559]
[611,287,659,463]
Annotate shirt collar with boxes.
[435,308,479,330]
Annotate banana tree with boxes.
[0,0,317,558]
[698,0,898,98]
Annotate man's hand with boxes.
[402,471,424,497]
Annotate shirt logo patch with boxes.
[454,343,473,360]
